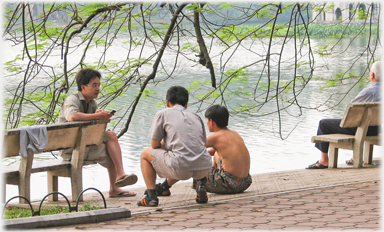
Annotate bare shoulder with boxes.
[228,129,245,140]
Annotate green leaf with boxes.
[140,90,157,98]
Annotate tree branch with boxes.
[194,3,216,88]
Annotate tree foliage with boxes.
[2,2,381,139]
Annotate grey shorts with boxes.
[59,131,112,168]
[206,159,252,194]
[151,149,210,180]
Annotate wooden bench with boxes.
[3,119,110,203]
[311,102,381,169]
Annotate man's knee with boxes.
[141,147,154,161]
[318,119,342,135]
[318,119,328,128]
[106,130,118,142]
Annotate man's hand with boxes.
[95,109,113,119]
[208,148,216,156]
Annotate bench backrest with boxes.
[3,120,110,158]
[340,102,380,128]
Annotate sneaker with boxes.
[195,178,208,204]
[144,183,171,196]
[192,179,197,189]
[137,196,159,207]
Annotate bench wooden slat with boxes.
[5,159,97,178]
[4,160,71,177]
[340,102,381,128]
[364,135,380,143]
[311,134,355,144]
[3,120,109,158]
[4,121,92,135]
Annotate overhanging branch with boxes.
[194,3,216,88]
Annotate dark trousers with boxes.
[315,119,380,153]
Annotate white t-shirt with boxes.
[351,82,380,103]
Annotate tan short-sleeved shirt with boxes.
[58,91,98,123]
[58,91,111,168]
[149,105,212,171]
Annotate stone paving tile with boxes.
[137,181,377,231]
[29,167,381,231]
[40,168,377,213]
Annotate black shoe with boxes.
[346,158,354,165]
[192,179,197,189]
[195,178,208,203]
[144,183,171,196]
[137,196,159,207]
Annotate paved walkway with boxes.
[34,163,380,231]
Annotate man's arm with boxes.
[68,110,112,122]
[205,133,218,156]
[205,133,216,148]
[151,139,163,149]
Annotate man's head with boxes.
[76,68,102,91]
[75,68,102,102]
[370,61,381,82]
[205,105,229,129]
[166,86,189,107]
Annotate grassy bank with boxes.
[3,201,101,219]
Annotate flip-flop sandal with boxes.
[109,191,136,198]
[306,160,328,169]
[346,158,354,165]
[115,174,138,187]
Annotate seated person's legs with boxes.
[86,131,137,197]
[206,154,252,194]
[105,131,137,189]
[138,147,159,207]
[105,131,126,179]
[307,119,356,169]
[140,147,157,190]
[139,147,210,206]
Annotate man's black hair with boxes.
[205,105,229,128]
[76,68,102,91]
[166,86,189,106]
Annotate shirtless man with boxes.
[203,105,252,194]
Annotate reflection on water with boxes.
[3,37,382,201]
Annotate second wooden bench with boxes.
[311,102,380,169]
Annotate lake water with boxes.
[2,36,382,202]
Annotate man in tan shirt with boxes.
[58,68,137,198]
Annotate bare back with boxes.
[207,128,250,178]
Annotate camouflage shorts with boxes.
[206,159,252,194]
